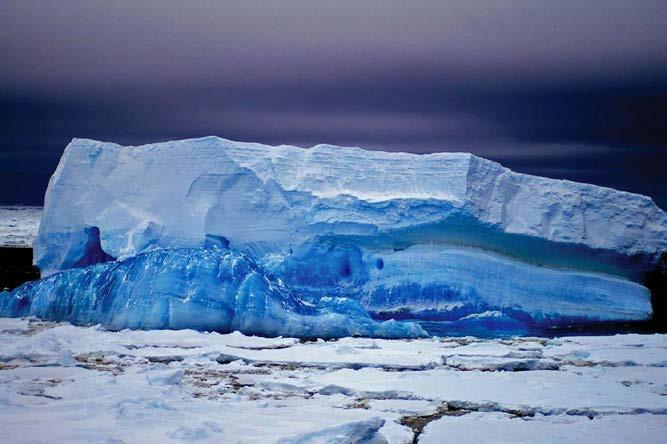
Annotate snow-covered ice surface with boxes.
[0,318,665,443]
[28,137,667,333]
[419,413,667,444]
[0,207,41,247]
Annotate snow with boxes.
[0,206,41,247]
[28,137,666,334]
[419,412,667,444]
[0,248,425,339]
[309,365,667,413]
[0,318,665,443]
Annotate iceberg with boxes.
[15,136,666,335]
[36,137,666,277]
[0,248,426,339]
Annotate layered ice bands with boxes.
[29,136,666,334]
[0,248,426,339]
[264,243,653,327]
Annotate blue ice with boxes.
[0,248,426,339]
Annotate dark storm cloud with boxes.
[1,1,667,206]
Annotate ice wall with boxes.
[36,137,666,277]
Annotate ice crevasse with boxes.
[2,136,666,336]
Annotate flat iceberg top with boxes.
[68,136,474,203]
[65,136,666,208]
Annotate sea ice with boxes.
[0,206,41,247]
[0,318,665,443]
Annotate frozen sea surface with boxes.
[0,206,41,247]
[0,317,665,443]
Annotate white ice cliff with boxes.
[5,136,665,335]
[36,138,666,275]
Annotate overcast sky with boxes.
[1,1,666,207]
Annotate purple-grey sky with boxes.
[1,1,666,206]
